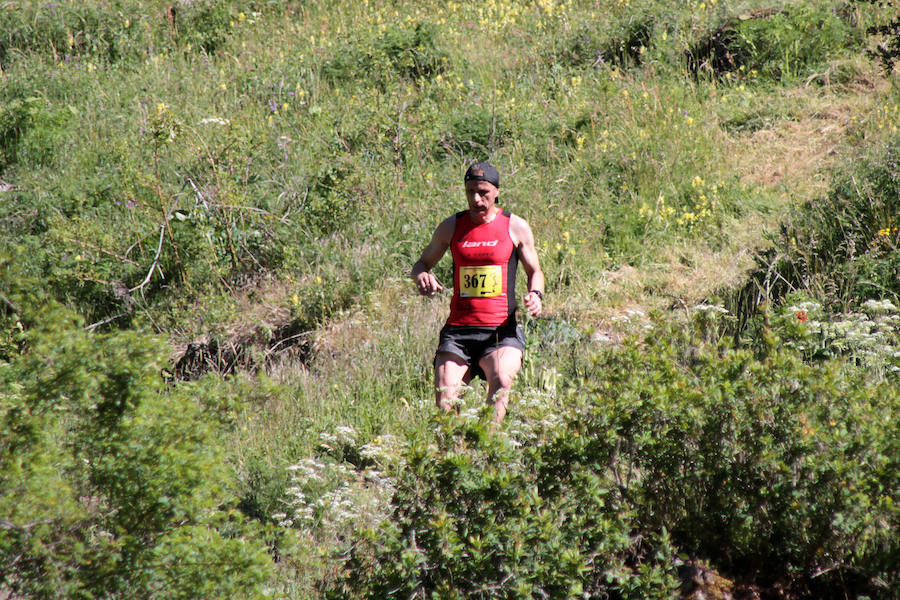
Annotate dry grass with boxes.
[734,66,887,197]
[311,278,444,378]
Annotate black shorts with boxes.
[434,321,526,380]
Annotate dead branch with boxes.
[130,223,166,294]
[186,176,209,210]
[84,312,130,331]
[0,293,20,315]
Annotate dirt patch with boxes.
[169,278,315,380]
[735,106,850,194]
[172,318,313,380]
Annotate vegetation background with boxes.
[1,0,898,598]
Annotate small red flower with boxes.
[795,310,808,322]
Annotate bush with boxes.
[322,22,449,88]
[0,95,73,170]
[554,10,657,70]
[325,313,899,598]
[0,258,274,599]
[853,0,900,72]
[327,416,680,600]
[687,3,864,83]
[563,316,899,597]
[172,0,236,54]
[437,109,509,160]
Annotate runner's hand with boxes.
[524,291,542,317]
[416,272,443,297]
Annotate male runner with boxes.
[411,162,544,424]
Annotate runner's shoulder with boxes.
[508,212,534,242]
[432,214,457,243]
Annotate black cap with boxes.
[464,162,500,188]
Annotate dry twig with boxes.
[130,224,166,294]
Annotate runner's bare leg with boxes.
[434,352,470,412]
[479,346,523,424]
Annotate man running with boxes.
[411,162,544,424]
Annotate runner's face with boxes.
[465,180,499,217]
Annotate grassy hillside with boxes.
[1,0,898,598]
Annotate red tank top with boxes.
[447,210,519,327]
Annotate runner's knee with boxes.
[489,370,515,391]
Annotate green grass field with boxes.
[1,1,898,598]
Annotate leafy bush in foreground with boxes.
[567,318,899,597]
[327,416,679,600]
[326,315,898,599]
[0,258,273,599]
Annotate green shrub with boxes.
[376,22,448,81]
[172,0,236,54]
[437,109,509,160]
[688,3,864,83]
[322,22,449,88]
[0,95,73,170]
[0,259,274,599]
[734,135,900,319]
[562,317,899,597]
[554,10,657,70]
[853,0,900,72]
[327,416,680,600]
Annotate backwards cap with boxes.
[464,162,500,188]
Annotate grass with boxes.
[2,0,899,597]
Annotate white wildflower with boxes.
[692,304,728,314]
[863,299,898,315]
[334,425,357,444]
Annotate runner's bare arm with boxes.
[411,217,455,296]
[511,215,544,317]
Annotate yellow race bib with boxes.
[459,265,503,298]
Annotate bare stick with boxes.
[186,176,210,210]
[130,224,166,293]
[0,293,20,314]
[84,312,130,331]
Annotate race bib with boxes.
[459,265,502,297]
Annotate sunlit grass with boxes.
[2,0,899,596]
